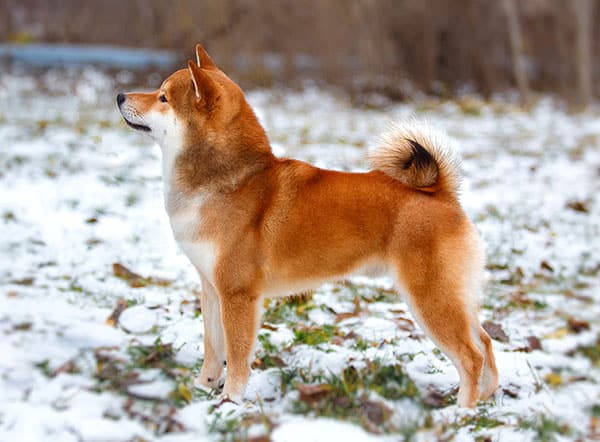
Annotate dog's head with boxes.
[117,44,271,192]
[117,44,249,149]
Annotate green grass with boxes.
[293,324,338,346]
[460,413,504,431]
[262,294,315,324]
[282,359,422,434]
[254,333,287,369]
[573,338,600,366]
[518,414,571,442]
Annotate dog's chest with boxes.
[167,195,218,283]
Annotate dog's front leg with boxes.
[197,274,226,389]
[218,287,261,402]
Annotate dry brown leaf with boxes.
[525,335,542,351]
[10,277,34,286]
[335,312,359,323]
[261,323,279,331]
[540,260,554,272]
[566,200,589,213]
[567,317,590,334]
[105,299,129,327]
[483,320,509,343]
[395,317,415,331]
[53,359,77,376]
[112,262,172,288]
[296,383,332,403]
[361,399,392,425]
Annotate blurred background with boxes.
[1,0,598,106]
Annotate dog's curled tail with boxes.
[368,120,461,196]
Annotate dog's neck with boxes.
[159,111,274,215]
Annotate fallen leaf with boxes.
[361,398,392,426]
[261,323,279,331]
[10,277,34,286]
[335,312,359,323]
[423,390,450,408]
[105,299,129,327]
[540,261,554,272]
[112,263,172,288]
[566,200,589,213]
[344,331,358,340]
[395,317,415,331]
[544,372,562,386]
[567,317,590,334]
[502,385,519,398]
[53,360,77,376]
[525,335,542,351]
[330,336,345,346]
[545,328,568,339]
[483,320,509,343]
[296,383,332,403]
[252,355,286,369]
[113,263,146,285]
[13,322,32,331]
[177,383,192,402]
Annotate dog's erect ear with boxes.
[195,44,218,70]
[188,60,220,103]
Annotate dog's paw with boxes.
[215,392,241,406]
[197,360,225,389]
[194,372,224,390]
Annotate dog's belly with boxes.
[263,259,389,299]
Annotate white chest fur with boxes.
[154,118,219,285]
[166,193,218,285]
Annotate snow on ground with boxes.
[1,65,599,441]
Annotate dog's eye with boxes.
[159,94,168,103]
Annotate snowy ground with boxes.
[1,65,599,441]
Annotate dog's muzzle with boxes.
[117,93,151,132]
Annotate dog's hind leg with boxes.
[197,274,226,389]
[394,241,490,407]
[476,324,499,400]
[402,287,484,407]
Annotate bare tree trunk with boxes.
[352,0,380,78]
[502,0,530,104]
[0,0,12,40]
[572,0,594,108]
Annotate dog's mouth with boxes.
[123,118,151,132]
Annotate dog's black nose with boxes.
[116,93,126,106]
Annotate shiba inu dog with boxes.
[117,44,498,407]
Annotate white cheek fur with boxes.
[141,109,184,198]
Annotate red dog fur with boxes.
[117,44,498,407]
